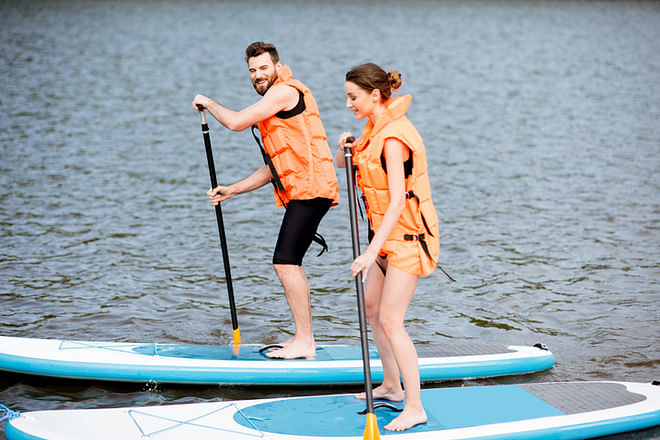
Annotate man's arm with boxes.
[193,84,298,132]
[207,165,273,205]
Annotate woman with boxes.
[336,63,440,431]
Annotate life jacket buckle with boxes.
[405,191,419,203]
[404,233,425,241]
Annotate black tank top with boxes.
[275,90,305,119]
[381,151,413,179]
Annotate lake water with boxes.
[1,0,659,438]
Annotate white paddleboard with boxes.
[5,381,660,439]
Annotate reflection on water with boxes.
[1,1,659,438]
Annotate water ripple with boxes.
[1,1,659,438]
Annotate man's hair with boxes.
[245,42,280,64]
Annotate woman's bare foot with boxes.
[265,338,316,359]
[354,384,404,401]
[384,407,427,431]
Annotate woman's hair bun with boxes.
[387,69,403,90]
[346,63,402,101]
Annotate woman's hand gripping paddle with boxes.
[343,137,380,440]
[197,105,241,346]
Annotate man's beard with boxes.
[252,73,277,96]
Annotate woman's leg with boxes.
[379,265,426,431]
[356,256,404,401]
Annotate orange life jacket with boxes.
[256,65,339,208]
[353,95,440,277]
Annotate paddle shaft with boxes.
[343,140,377,420]
[198,107,240,345]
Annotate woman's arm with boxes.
[335,133,358,169]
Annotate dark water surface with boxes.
[1,1,659,438]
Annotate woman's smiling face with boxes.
[345,81,377,120]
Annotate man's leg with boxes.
[267,198,332,359]
[267,264,315,359]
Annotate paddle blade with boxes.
[232,328,242,345]
[363,413,380,440]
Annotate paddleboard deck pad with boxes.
[5,381,659,439]
[0,336,553,385]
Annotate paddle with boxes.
[197,105,241,346]
[343,137,380,440]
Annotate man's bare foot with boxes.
[265,338,316,359]
[277,336,294,347]
[354,384,404,401]
[384,407,427,431]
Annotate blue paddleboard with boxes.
[0,335,554,385]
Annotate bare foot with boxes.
[384,407,427,431]
[277,336,294,347]
[265,339,316,359]
[354,384,404,401]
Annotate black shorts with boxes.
[272,198,333,266]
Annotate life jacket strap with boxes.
[312,232,328,256]
[359,194,367,221]
[406,190,434,237]
[404,233,455,282]
[251,125,287,201]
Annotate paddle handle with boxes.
[343,138,377,419]
[198,106,241,345]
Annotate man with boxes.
[192,42,338,359]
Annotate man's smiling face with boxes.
[248,52,281,96]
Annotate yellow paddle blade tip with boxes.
[363,412,380,440]
[232,328,241,345]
